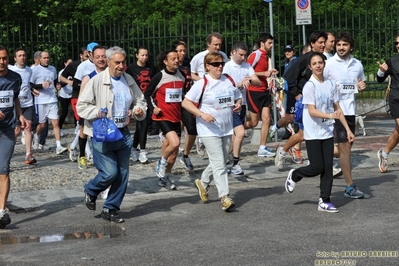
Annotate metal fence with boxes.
[1,4,398,94]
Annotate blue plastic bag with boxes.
[92,108,124,142]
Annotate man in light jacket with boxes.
[77,46,147,223]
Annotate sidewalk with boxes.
[7,116,396,211]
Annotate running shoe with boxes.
[285,169,296,193]
[21,131,26,145]
[139,151,149,164]
[158,176,176,190]
[257,146,276,157]
[195,137,206,157]
[318,198,339,213]
[344,184,364,199]
[67,144,78,162]
[56,145,67,155]
[194,179,209,203]
[180,156,194,171]
[84,191,96,211]
[130,148,139,162]
[230,163,244,175]
[156,159,167,178]
[24,153,37,165]
[289,147,303,164]
[377,150,388,173]
[0,209,11,229]
[78,156,88,170]
[221,196,235,211]
[274,146,288,170]
[332,163,343,178]
[101,208,125,223]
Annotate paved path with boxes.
[6,116,397,212]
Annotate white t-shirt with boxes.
[190,50,229,80]
[111,76,132,128]
[324,54,366,116]
[58,69,73,99]
[8,65,33,108]
[185,74,242,137]
[302,76,339,140]
[223,60,255,106]
[30,64,58,104]
[74,59,95,81]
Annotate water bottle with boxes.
[97,107,108,142]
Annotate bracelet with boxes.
[330,114,333,119]
[200,112,204,118]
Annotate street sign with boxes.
[295,0,312,25]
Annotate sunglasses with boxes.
[395,41,399,45]
[208,61,225,67]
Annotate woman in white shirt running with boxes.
[182,52,242,211]
[285,52,354,213]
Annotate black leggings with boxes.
[292,138,334,202]
[58,96,72,130]
[132,116,149,149]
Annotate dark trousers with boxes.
[132,117,148,149]
[292,138,334,202]
[58,96,72,130]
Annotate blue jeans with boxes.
[85,127,132,211]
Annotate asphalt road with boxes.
[1,167,399,266]
[1,116,398,266]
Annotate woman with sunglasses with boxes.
[182,52,242,211]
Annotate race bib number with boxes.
[113,110,128,128]
[165,88,182,103]
[0,90,14,108]
[215,89,234,110]
[18,91,29,103]
[339,78,358,94]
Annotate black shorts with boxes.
[334,115,355,143]
[181,107,197,135]
[16,106,37,126]
[233,106,246,128]
[284,91,296,115]
[246,90,271,113]
[157,120,181,137]
[389,96,399,119]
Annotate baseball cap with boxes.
[284,45,294,51]
[87,42,99,52]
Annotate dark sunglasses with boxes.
[395,41,399,45]
[208,61,225,67]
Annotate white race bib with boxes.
[0,90,14,108]
[215,89,234,110]
[339,78,358,94]
[165,88,182,103]
[113,110,128,128]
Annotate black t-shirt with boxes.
[179,61,192,94]
[0,70,21,129]
[60,60,81,98]
[125,62,156,93]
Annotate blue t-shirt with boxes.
[0,70,22,129]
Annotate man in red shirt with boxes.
[245,33,279,157]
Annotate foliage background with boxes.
[1,0,398,85]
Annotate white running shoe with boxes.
[139,151,149,164]
[21,131,26,145]
[131,148,139,162]
[56,145,67,155]
[274,146,287,170]
[257,146,276,157]
[32,135,39,150]
[67,144,78,162]
[195,137,206,157]
[231,163,244,175]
